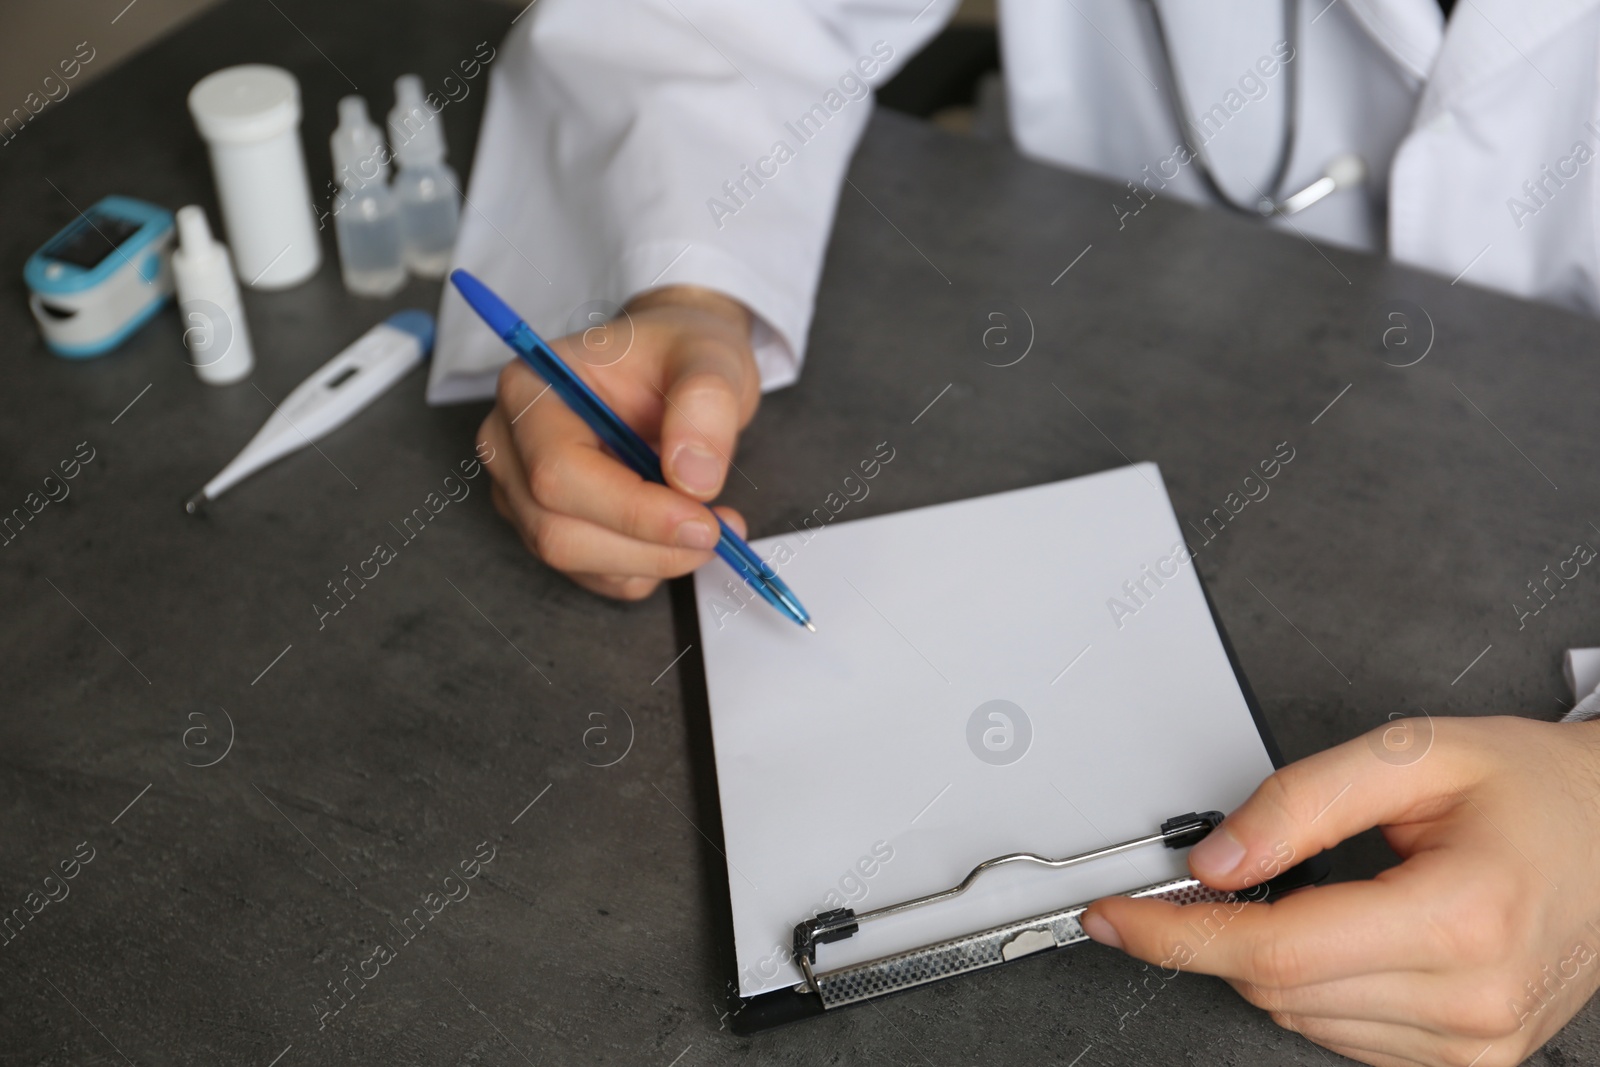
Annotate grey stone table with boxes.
[3,0,1598,1064]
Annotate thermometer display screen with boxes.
[44,210,143,271]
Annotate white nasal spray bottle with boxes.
[172,205,255,385]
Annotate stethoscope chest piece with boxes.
[1143,0,1367,218]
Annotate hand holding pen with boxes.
[464,274,813,627]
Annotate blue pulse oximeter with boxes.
[24,195,175,358]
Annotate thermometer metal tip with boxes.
[804,620,817,633]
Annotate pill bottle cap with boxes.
[189,65,301,146]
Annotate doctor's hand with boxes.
[477,286,760,600]
[1081,716,1600,1067]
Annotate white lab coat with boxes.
[429,0,1600,403]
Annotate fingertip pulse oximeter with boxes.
[25,195,175,358]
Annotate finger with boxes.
[487,372,748,588]
[521,424,723,550]
[527,508,717,579]
[478,399,518,480]
[1184,717,1480,891]
[503,357,742,549]
[1322,1044,1430,1067]
[710,506,747,540]
[1083,875,1454,986]
[657,340,754,500]
[1227,971,1514,1040]
[569,573,661,601]
[1267,1012,1510,1067]
[482,429,705,580]
[481,405,547,552]
[495,356,558,430]
[568,508,745,601]
[480,406,527,520]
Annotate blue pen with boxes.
[450,269,814,632]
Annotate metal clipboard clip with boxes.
[791,811,1232,1009]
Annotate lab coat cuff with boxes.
[424,242,810,405]
[615,241,807,394]
[748,314,800,393]
[1561,648,1600,723]
[422,329,799,404]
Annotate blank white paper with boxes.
[692,463,1277,997]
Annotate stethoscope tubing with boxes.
[1142,0,1301,217]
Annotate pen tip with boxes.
[184,491,206,516]
[804,620,817,633]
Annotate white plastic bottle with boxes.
[171,205,255,385]
[387,75,461,278]
[330,96,406,297]
[187,65,322,290]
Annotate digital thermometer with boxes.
[25,195,175,358]
[185,310,434,513]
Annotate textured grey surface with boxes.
[3,0,1600,1064]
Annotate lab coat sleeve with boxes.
[1562,648,1600,723]
[427,0,960,405]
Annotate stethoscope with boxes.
[1143,0,1366,218]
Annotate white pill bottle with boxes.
[187,65,322,290]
